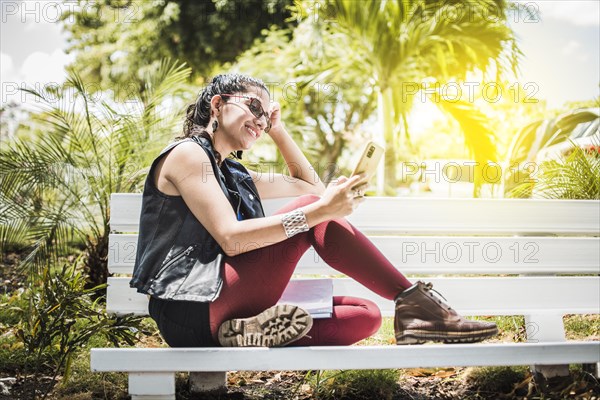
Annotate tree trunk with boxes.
[378,87,397,194]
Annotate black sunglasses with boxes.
[220,94,271,133]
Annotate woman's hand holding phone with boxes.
[318,175,368,219]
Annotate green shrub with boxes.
[511,139,600,200]
[9,262,143,386]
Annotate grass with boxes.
[306,369,400,400]
[462,366,529,395]
[53,366,129,400]
[565,314,600,340]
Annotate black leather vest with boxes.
[129,136,264,301]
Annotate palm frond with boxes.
[516,140,600,200]
[434,97,498,162]
[1,59,190,284]
[140,58,192,111]
[434,96,498,194]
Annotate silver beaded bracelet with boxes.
[281,209,309,238]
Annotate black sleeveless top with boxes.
[129,136,264,302]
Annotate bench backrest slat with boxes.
[107,276,600,317]
[110,194,600,235]
[108,233,600,275]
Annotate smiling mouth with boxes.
[245,125,260,139]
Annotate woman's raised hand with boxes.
[318,175,369,219]
[267,101,282,134]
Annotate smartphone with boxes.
[350,141,385,189]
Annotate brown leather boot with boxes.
[394,281,498,345]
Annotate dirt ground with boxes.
[1,367,599,400]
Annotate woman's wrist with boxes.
[302,198,331,227]
[267,122,288,140]
[281,209,309,237]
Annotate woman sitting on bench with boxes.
[130,73,497,348]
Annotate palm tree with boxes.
[0,59,191,286]
[234,26,377,184]
[298,0,520,195]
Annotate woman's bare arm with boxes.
[249,102,327,200]
[160,142,365,257]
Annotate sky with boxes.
[1,0,599,111]
[508,0,599,106]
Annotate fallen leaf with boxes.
[434,368,457,378]
[406,368,437,377]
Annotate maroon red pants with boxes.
[209,195,413,345]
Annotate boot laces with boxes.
[423,282,453,310]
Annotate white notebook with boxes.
[277,278,333,319]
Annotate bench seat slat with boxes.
[107,276,600,317]
[91,342,600,372]
[110,194,600,235]
[108,234,600,275]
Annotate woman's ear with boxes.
[210,95,222,116]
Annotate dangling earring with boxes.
[212,120,219,132]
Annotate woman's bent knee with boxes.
[337,296,383,343]
[361,298,383,336]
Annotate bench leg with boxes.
[525,313,569,378]
[582,362,600,379]
[129,372,175,400]
[189,371,227,393]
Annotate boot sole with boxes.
[396,326,498,345]
[218,304,313,347]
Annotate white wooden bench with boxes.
[91,194,600,400]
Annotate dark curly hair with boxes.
[180,73,270,164]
